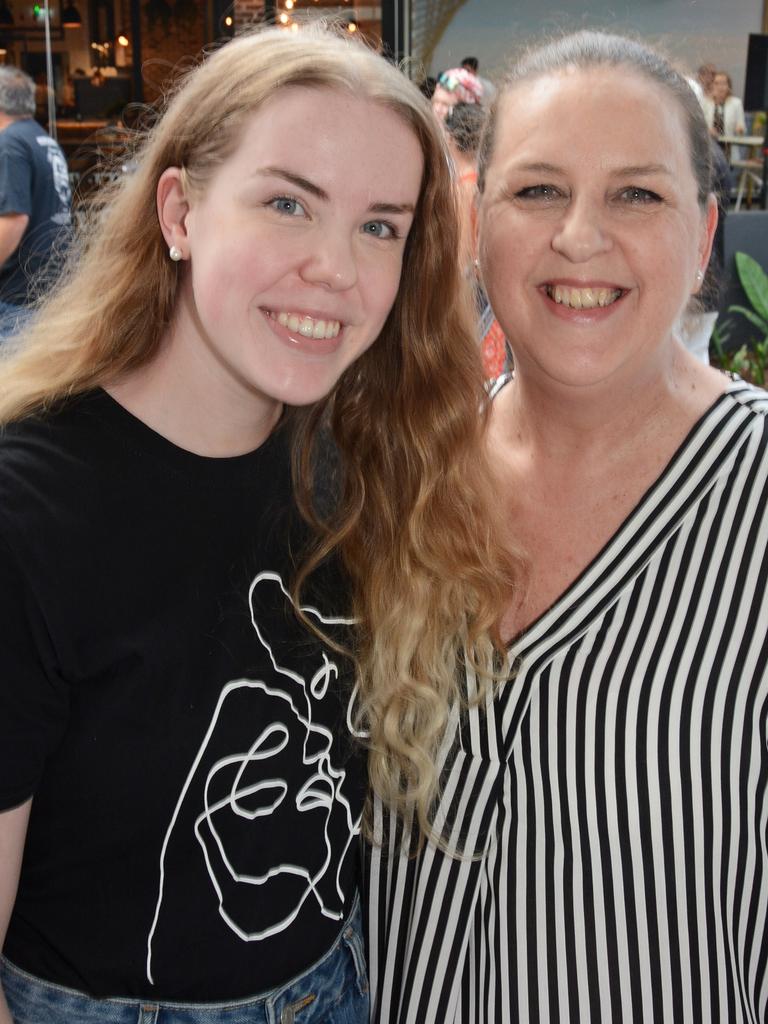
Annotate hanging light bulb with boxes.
[62,3,83,27]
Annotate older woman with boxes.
[367,31,768,1023]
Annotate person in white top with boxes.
[702,71,746,138]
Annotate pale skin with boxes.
[0,799,32,1024]
[477,68,727,640]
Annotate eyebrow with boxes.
[608,163,673,178]
[510,160,672,178]
[256,166,415,215]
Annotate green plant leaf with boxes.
[728,304,768,334]
[735,252,768,323]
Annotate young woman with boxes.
[368,32,768,1023]
[0,26,513,1024]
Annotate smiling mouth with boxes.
[545,284,624,310]
[264,309,342,340]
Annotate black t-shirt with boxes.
[0,118,71,305]
[0,390,366,1000]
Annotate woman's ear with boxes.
[157,167,191,258]
[694,193,719,293]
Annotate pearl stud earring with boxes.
[169,245,183,262]
[696,268,704,284]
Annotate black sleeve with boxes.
[0,533,69,809]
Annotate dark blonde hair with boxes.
[0,25,519,837]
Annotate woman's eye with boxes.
[515,184,564,201]
[362,220,398,239]
[618,187,662,205]
[269,196,306,216]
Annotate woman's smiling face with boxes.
[160,85,424,421]
[478,67,716,394]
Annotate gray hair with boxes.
[0,66,36,118]
[477,31,712,207]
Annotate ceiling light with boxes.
[62,3,82,27]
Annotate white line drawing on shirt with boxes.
[145,570,362,985]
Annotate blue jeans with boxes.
[1,898,369,1024]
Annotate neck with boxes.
[497,340,725,466]
[107,305,282,458]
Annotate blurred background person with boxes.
[430,64,483,122]
[461,56,496,106]
[0,68,71,340]
[696,62,716,99]
[703,70,746,139]
[443,100,509,377]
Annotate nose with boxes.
[299,227,358,291]
[551,195,612,263]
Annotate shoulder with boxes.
[0,118,39,148]
[0,393,109,501]
[724,379,768,417]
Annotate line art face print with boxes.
[145,571,361,985]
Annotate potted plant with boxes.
[711,251,768,387]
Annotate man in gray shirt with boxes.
[0,67,71,336]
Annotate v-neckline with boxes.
[502,384,751,657]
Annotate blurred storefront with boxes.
[0,2,383,127]
[0,1,384,194]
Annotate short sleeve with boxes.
[0,533,69,809]
[0,136,32,218]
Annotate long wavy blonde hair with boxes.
[0,25,520,839]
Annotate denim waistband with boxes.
[1,894,368,1024]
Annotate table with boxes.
[718,134,765,210]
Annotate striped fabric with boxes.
[365,381,768,1023]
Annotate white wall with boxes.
[430,0,764,106]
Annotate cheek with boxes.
[362,254,407,333]
[480,221,534,289]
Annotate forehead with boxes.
[218,85,422,178]
[208,84,425,205]
[235,84,414,148]
[492,67,692,174]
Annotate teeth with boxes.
[268,309,341,339]
[548,285,622,309]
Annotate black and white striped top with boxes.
[365,380,768,1023]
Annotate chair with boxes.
[731,157,763,210]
